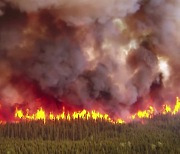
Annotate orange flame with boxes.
[172,97,180,115]
[14,107,125,124]
[131,106,155,120]
[2,97,180,124]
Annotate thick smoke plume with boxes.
[0,0,179,117]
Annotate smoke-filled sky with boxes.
[0,0,179,116]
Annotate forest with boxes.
[0,114,180,154]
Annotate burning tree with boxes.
[0,0,180,153]
[0,0,179,119]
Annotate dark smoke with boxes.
[0,0,179,117]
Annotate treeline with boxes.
[0,119,120,140]
[0,114,180,153]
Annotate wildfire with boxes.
[14,107,125,124]
[131,106,155,120]
[131,97,180,120]
[0,97,180,124]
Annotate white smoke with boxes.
[145,0,180,97]
[0,0,179,114]
[6,0,140,25]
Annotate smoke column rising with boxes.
[0,0,179,117]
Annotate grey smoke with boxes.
[6,0,140,25]
[0,0,179,115]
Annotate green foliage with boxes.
[0,114,180,153]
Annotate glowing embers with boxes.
[12,97,180,124]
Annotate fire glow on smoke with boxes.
[0,0,180,122]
